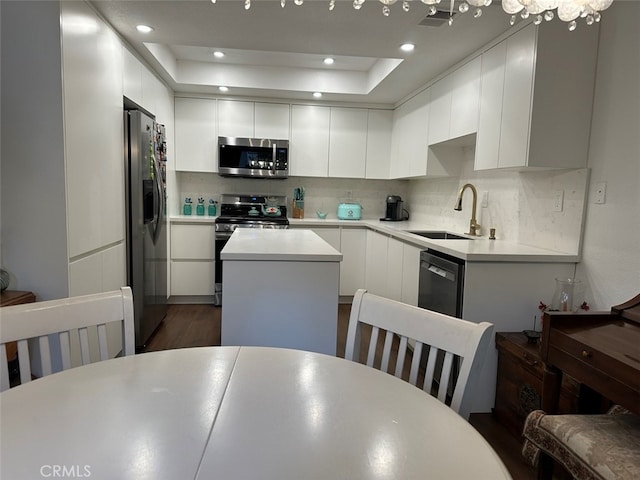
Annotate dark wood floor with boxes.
[144,303,537,480]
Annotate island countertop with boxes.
[221,228,343,262]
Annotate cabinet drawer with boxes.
[171,261,214,296]
[171,224,215,260]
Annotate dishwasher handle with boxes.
[426,263,456,282]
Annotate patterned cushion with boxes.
[522,407,640,480]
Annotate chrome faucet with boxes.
[454,183,480,236]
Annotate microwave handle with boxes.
[272,143,277,175]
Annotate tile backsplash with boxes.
[177,172,409,220]
[176,160,588,255]
[407,161,588,254]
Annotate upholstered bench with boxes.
[522,406,640,480]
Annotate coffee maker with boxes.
[381,195,409,221]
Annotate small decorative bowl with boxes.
[316,211,328,219]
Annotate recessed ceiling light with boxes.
[136,25,154,34]
[313,92,323,98]
[323,57,335,65]
[219,86,229,92]
[213,51,225,58]
[400,43,415,52]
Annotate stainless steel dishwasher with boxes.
[418,249,465,317]
[417,249,465,397]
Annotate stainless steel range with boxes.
[214,194,289,305]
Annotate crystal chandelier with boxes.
[213,0,615,31]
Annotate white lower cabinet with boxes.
[365,230,388,296]
[339,228,366,296]
[365,230,422,303]
[312,227,366,296]
[170,224,215,297]
[171,261,214,296]
[386,238,404,302]
[400,243,421,306]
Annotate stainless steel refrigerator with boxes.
[124,109,167,349]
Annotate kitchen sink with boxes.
[406,230,473,240]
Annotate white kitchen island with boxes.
[221,229,342,355]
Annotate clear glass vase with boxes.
[551,278,584,312]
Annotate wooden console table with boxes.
[1,290,37,363]
[540,294,640,415]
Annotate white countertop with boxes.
[170,215,578,263]
[289,218,579,263]
[221,228,343,262]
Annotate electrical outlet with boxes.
[594,182,606,204]
[346,190,353,200]
[481,191,489,208]
[553,190,564,212]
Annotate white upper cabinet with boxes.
[449,56,481,139]
[427,78,451,146]
[390,88,430,178]
[328,107,368,178]
[290,105,330,177]
[122,47,143,106]
[254,102,290,139]
[428,56,481,145]
[475,22,599,170]
[218,100,290,139]
[175,97,217,172]
[217,100,254,138]
[498,25,536,169]
[475,41,506,171]
[365,109,393,179]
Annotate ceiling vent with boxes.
[418,10,457,27]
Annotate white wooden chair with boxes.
[345,289,494,420]
[0,287,135,392]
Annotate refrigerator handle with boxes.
[151,156,163,243]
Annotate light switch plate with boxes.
[481,191,489,208]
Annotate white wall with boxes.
[575,2,640,309]
[0,1,70,300]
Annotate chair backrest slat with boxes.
[0,287,135,392]
[423,346,438,394]
[78,327,91,365]
[59,331,72,370]
[366,326,379,367]
[437,351,455,403]
[395,336,408,380]
[408,340,422,385]
[38,335,53,376]
[97,324,109,361]
[0,344,9,391]
[380,330,394,373]
[345,289,494,420]
[17,340,32,386]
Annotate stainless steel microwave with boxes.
[218,136,289,179]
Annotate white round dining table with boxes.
[0,346,511,479]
